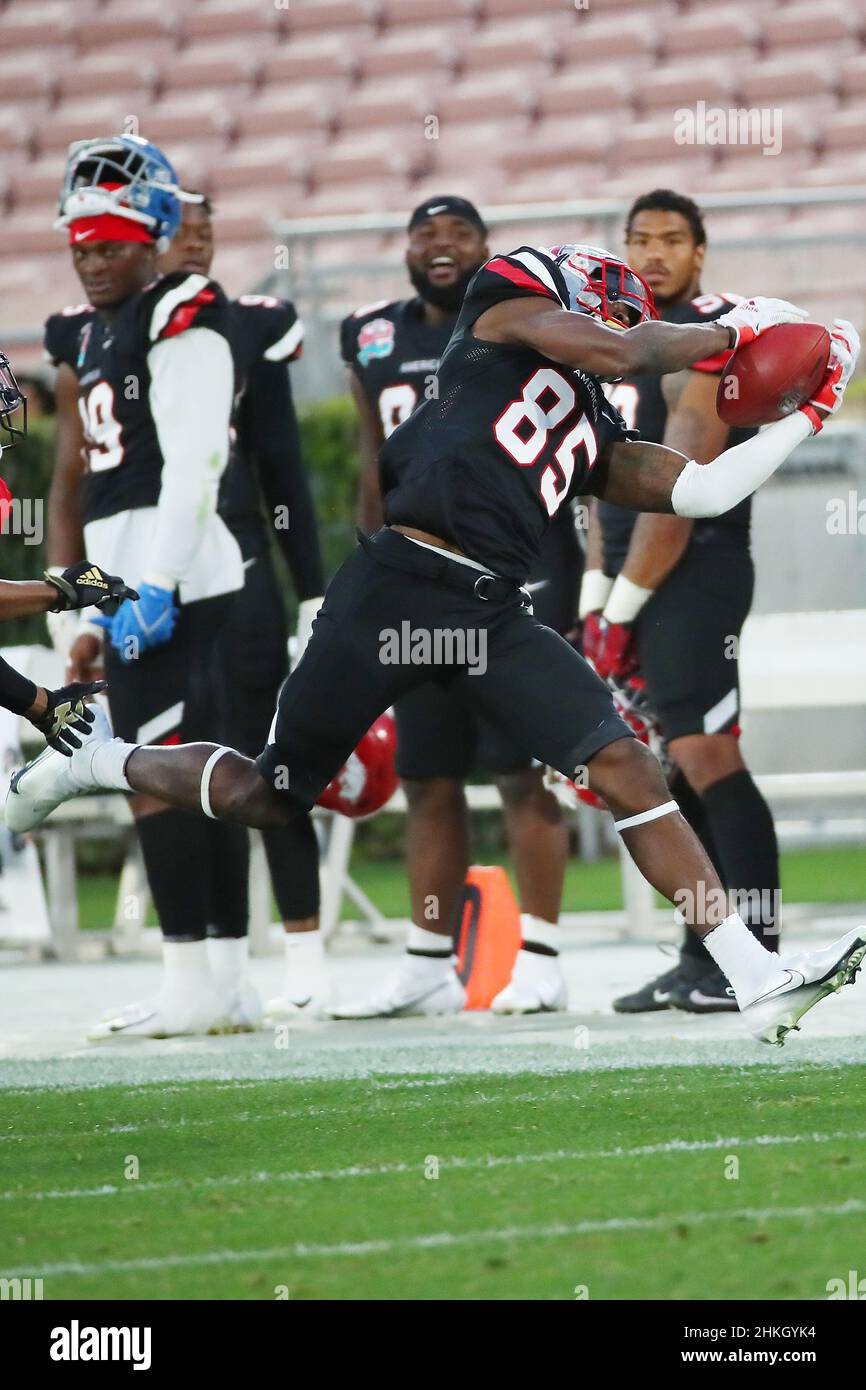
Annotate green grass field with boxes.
[75,842,866,929]
[3,1063,865,1300]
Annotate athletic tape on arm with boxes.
[614,799,679,832]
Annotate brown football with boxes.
[716,321,831,428]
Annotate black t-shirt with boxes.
[44,273,230,525]
[599,292,754,575]
[379,248,632,582]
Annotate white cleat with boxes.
[327,962,466,1019]
[86,985,233,1042]
[741,927,866,1046]
[264,991,330,1023]
[5,702,116,833]
[491,948,568,1015]
[222,978,263,1032]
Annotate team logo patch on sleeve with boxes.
[357,317,396,366]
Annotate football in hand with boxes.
[716,321,831,428]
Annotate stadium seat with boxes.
[287,1,382,34]
[0,114,36,156]
[234,84,347,138]
[501,116,613,172]
[69,0,178,46]
[660,7,758,60]
[456,16,559,72]
[536,67,632,119]
[800,151,866,186]
[178,0,284,43]
[436,67,545,122]
[260,30,375,83]
[0,212,68,257]
[555,11,658,65]
[698,152,813,192]
[299,178,414,215]
[738,56,839,106]
[4,52,60,102]
[379,0,477,25]
[602,157,715,199]
[840,53,866,97]
[134,93,238,144]
[336,77,446,135]
[160,44,264,95]
[56,53,161,100]
[209,137,321,194]
[636,63,737,114]
[314,137,418,185]
[503,164,609,206]
[360,23,470,76]
[9,157,77,210]
[426,117,531,179]
[0,1,83,49]
[34,95,157,156]
[819,108,866,153]
[159,141,229,194]
[479,0,590,17]
[762,2,861,53]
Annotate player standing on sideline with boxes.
[11,243,862,1046]
[42,135,253,1040]
[157,195,329,1017]
[579,191,781,1015]
[336,196,580,1018]
[0,353,135,745]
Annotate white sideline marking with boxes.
[4,1128,863,1203]
[4,1198,866,1279]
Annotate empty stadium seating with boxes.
[1,0,866,359]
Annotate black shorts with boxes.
[256,527,628,809]
[215,549,289,757]
[635,544,754,742]
[395,510,584,780]
[105,594,233,745]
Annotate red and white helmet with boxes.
[316,713,399,820]
[546,244,657,329]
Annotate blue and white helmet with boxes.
[55,134,190,247]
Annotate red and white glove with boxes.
[580,611,604,666]
[799,319,861,435]
[592,619,638,682]
[717,296,809,349]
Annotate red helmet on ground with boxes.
[316,712,399,820]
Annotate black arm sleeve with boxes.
[0,655,37,716]
[241,357,325,599]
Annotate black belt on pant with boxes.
[357,527,530,605]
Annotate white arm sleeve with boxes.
[146,327,234,587]
[671,412,813,519]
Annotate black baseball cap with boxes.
[407,195,487,235]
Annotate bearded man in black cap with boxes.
[334,196,583,1019]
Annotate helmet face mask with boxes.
[0,353,27,456]
[547,244,658,329]
[55,134,185,246]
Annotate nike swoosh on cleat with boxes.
[749,969,806,1006]
[652,989,671,1003]
[109,1011,157,1032]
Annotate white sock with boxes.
[161,938,216,993]
[701,913,787,1007]
[283,929,327,1003]
[87,739,135,791]
[207,936,249,994]
[520,913,559,954]
[406,922,453,959]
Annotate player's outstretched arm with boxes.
[477,295,808,380]
[591,320,860,516]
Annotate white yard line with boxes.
[4,1128,864,1203]
[4,1197,866,1279]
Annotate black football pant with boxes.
[257,527,631,808]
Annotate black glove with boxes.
[45,563,139,617]
[28,679,107,755]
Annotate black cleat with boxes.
[671,966,738,1014]
[612,955,704,1014]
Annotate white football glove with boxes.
[717,296,809,349]
[800,318,861,433]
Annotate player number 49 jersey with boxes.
[380,249,633,582]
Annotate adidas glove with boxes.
[107,582,179,664]
[45,562,139,617]
[27,679,107,755]
[799,319,861,434]
[716,296,809,349]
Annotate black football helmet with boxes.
[0,352,26,456]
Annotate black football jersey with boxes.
[340,296,451,438]
[380,249,632,582]
[221,293,304,543]
[44,272,231,525]
[599,293,754,575]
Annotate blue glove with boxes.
[108,583,179,664]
